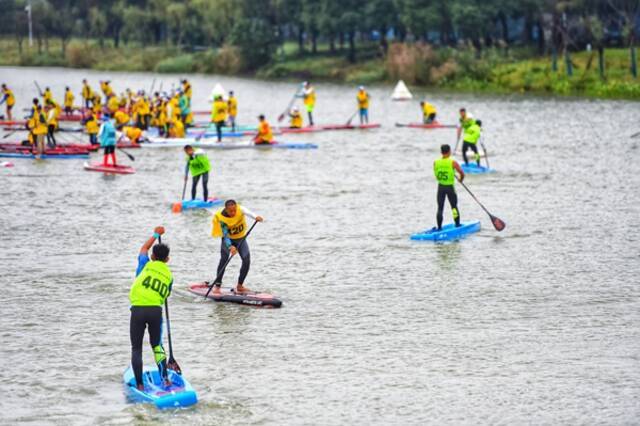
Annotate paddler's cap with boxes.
[258,114,265,120]
[359,86,364,90]
[101,115,110,121]
[466,113,474,120]
[292,107,299,112]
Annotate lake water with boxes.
[1,66,639,425]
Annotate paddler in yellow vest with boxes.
[168,117,185,138]
[356,86,370,124]
[420,100,437,124]
[434,144,465,230]
[288,107,303,129]
[85,112,99,145]
[181,79,192,100]
[211,95,228,142]
[81,79,93,109]
[100,80,114,103]
[107,94,120,115]
[92,93,102,116]
[45,99,60,147]
[64,87,75,115]
[129,226,173,391]
[227,91,238,132]
[0,83,15,120]
[299,81,316,125]
[135,93,151,130]
[184,145,211,201]
[123,125,143,145]
[211,200,263,294]
[461,117,482,166]
[114,109,130,130]
[42,87,53,104]
[255,114,274,144]
[32,104,48,159]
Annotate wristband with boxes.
[153,232,160,239]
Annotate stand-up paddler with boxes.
[434,144,465,230]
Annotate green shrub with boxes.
[154,54,194,73]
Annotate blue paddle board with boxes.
[410,221,481,242]
[123,366,198,409]
[461,163,493,174]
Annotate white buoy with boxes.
[391,80,413,101]
[209,83,226,101]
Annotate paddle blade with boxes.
[167,357,182,375]
[171,202,183,213]
[490,215,506,231]
[277,113,285,122]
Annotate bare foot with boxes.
[235,285,251,294]
[164,379,172,388]
[212,285,222,295]
[136,383,144,391]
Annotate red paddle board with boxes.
[84,162,135,174]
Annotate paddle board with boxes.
[175,198,223,210]
[188,282,283,308]
[410,221,481,242]
[123,366,198,409]
[0,152,89,159]
[460,163,493,174]
[84,162,136,174]
[395,122,457,129]
[1,161,14,167]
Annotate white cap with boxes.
[466,112,474,119]
[292,107,299,112]
[359,86,364,90]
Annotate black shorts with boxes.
[104,145,115,154]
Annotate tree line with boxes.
[0,0,638,71]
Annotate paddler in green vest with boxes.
[129,226,173,391]
[461,117,482,166]
[434,144,465,230]
[184,145,212,201]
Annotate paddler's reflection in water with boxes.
[434,243,462,273]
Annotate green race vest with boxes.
[434,157,455,186]
[188,152,211,177]
[463,122,481,144]
[129,260,173,306]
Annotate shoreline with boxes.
[1,42,638,101]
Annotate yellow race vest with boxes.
[129,260,173,306]
[212,206,247,239]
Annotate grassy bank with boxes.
[1,38,638,100]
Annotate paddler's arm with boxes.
[241,207,264,223]
[453,161,465,183]
[139,226,165,255]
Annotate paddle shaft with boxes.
[345,109,359,125]
[181,167,188,200]
[278,85,302,122]
[631,131,640,138]
[479,136,490,169]
[204,219,259,299]
[158,235,180,374]
[115,135,135,161]
[33,80,43,96]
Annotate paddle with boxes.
[33,80,43,96]
[345,109,359,126]
[203,219,259,299]
[277,84,303,122]
[181,167,188,200]
[115,135,135,161]
[149,78,156,96]
[631,131,640,138]
[479,136,490,169]
[454,127,461,153]
[2,129,19,139]
[456,177,505,231]
[158,235,182,375]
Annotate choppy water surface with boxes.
[0,67,639,425]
